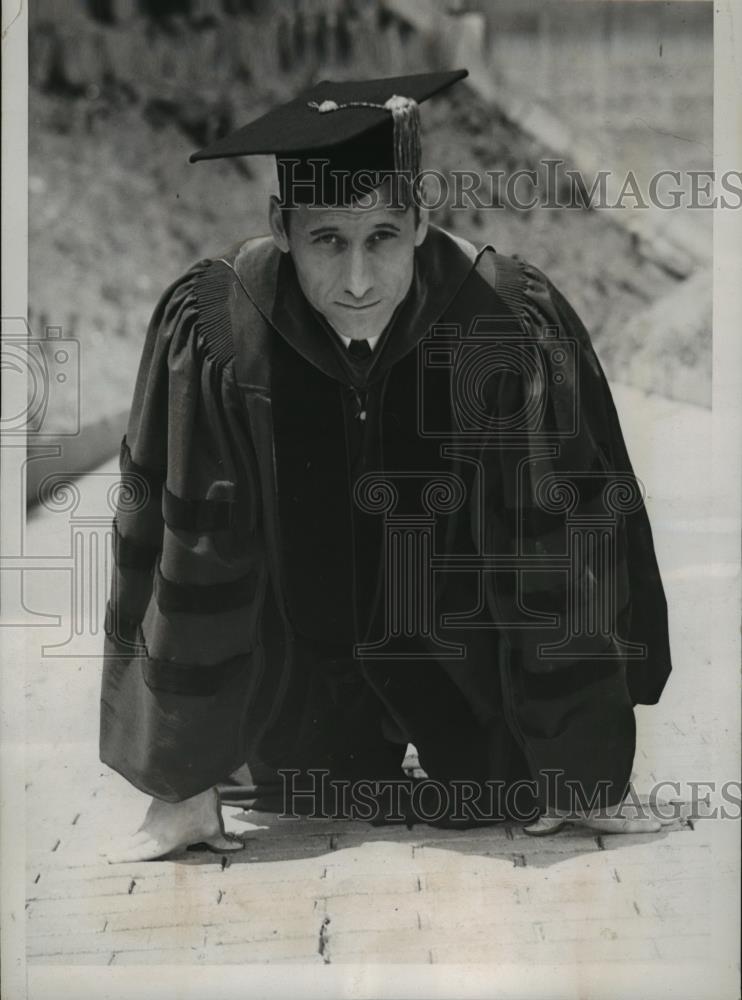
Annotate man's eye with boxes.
[315,234,342,246]
[369,231,396,244]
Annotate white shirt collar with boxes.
[336,333,381,352]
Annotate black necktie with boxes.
[347,339,373,361]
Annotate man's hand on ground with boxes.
[524,800,672,837]
[101,787,244,863]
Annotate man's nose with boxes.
[344,248,374,300]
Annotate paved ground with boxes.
[18,385,740,991]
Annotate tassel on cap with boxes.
[383,95,422,181]
[307,94,422,194]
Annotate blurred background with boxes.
[27,0,713,458]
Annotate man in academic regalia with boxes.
[100,70,672,862]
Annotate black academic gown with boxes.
[100,225,672,813]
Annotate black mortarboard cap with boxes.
[189,69,468,206]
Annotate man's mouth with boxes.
[336,300,381,311]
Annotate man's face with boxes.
[269,189,428,341]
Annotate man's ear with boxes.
[268,195,290,253]
[413,206,429,247]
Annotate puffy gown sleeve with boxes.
[100,259,269,802]
[480,252,672,706]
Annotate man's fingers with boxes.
[195,834,245,853]
[522,816,569,837]
[103,838,174,864]
[103,829,245,864]
[581,816,662,834]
